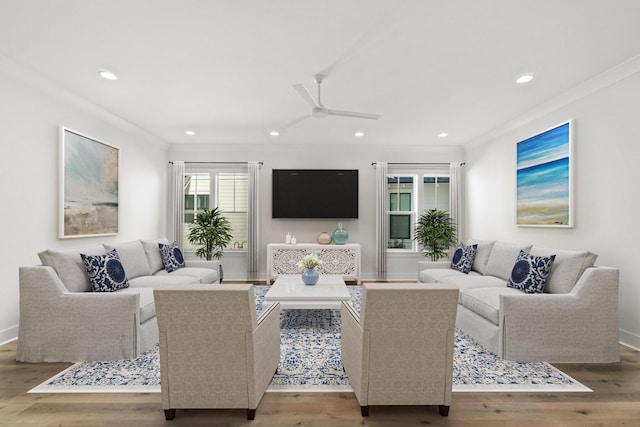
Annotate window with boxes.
[183,171,248,251]
[423,176,450,211]
[387,173,450,251]
[184,173,209,227]
[217,173,248,249]
[387,176,415,249]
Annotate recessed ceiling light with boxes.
[269,130,280,136]
[438,132,449,138]
[185,130,195,136]
[354,131,365,137]
[99,70,118,80]
[516,74,534,84]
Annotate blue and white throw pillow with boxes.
[451,243,478,274]
[80,249,129,292]
[159,241,185,273]
[507,250,556,294]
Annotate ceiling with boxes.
[2,0,640,146]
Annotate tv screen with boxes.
[272,169,358,218]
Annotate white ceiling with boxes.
[2,0,640,146]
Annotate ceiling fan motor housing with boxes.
[311,107,329,118]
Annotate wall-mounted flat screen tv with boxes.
[272,169,358,218]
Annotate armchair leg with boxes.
[164,409,176,420]
[360,405,369,417]
[439,405,450,416]
[247,408,256,420]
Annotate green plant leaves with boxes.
[414,208,457,261]
[186,207,233,260]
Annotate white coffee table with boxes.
[264,275,351,309]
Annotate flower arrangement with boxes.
[297,253,323,270]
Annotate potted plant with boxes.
[186,207,233,260]
[414,208,457,261]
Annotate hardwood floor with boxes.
[1,341,639,426]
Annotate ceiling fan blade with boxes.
[327,109,381,120]
[281,114,310,130]
[293,84,320,108]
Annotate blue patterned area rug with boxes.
[29,286,590,394]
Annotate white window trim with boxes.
[386,168,451,255]
[183,166,249,256]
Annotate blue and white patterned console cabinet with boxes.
[267,243,361,284]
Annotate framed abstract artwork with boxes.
[59,127,119,238]
[516,121,573,227]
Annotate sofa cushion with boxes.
[80,249,130,292]
[460,287,525,325]
[38,244,105,292]
[103,240,152,279]
[117,287,156,323]
[451,243,477,274]
[141,238,170,274]
[437,274,506,292]
[484,241,533,281]
[154,267,219,284]
[507,250,556,294]
[128,275,199,288]
[159,241,186,273]
[419,268,481,283]
[530,246,598,294]
[468,239,495,274]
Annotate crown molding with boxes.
[465,54,640,149]
[0,52,167,147]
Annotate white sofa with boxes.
[17,238,220,362]
[418,240,620,363]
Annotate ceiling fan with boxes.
[293,74,381,120]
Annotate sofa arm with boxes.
[500,266,619,362]
[418,260,451,272]
[17,266,142,362]
[250,301,281,408]
[340,301,368,404]
[185,259,222,281]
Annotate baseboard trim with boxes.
[619,328,640,351]
[0,325,18,346]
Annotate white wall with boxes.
[168,143,464,282]
[0,58,168,344]
[465,63,640,349]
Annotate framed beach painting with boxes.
[516,121,573,227]
[59,127,119,238]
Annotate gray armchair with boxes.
[341,283,459,417]
[154,284,281,421]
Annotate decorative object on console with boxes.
[451,243,478,274]
[159,242,186,273]
[516,121,573,228]
[285,232,291,244]
[186,207,233,260]
[80,249,129,292]
[297,254,322,285]
[317,231,332,244]
[507,250,556,294]
[414,208,457,261]
[60,127,119,239]
[332,223,349,245]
